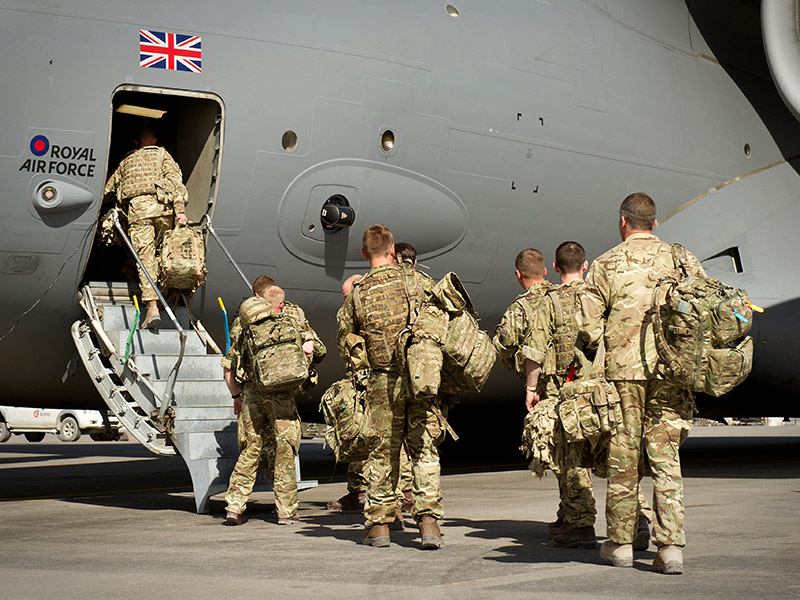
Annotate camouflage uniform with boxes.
[337,263,442,524]
[493,281,553,382]
[103,145,187,302]
[345,446,413,498]
[579,232,702,547]
[222,299,325,519]
[526,280,596,529]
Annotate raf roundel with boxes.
[30,135,49,157]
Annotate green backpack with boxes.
[653,245,754,397]
[240,297,309,393]
[159,225,207,291]
[319,377,373,463]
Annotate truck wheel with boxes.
[24,432,45,442]
[57,416,81,442]
[0,422,10,443]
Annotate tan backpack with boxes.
[159,225,207,291]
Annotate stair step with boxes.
[116,329,207,356]
[101,304,192,331]
[133,354,224,381]
[151,380,230,405]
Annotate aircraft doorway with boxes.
[83,86,224,284]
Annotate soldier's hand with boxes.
[525,390,539,412]
[233,397,242,416]
[302,340,315,354]
[175,213,188,226]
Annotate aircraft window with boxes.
[744,143,751,158]
[446,5,459,18]
[381,130,395,152]
[282,130,298,152]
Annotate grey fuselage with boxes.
[1,0,798,416]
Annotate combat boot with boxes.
[547,515,567,538]
[401,490,414,514]
[223,511,242,526]
[141,301,161,330]
[326,491,366,513]
[653,545,683,574]
[600,540,633,567]
[633,515,650,551]
[551,525,597,549]
[418,515,444,550]
[363,523,390,547]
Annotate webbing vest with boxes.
[119,147,164,200]
[547,282,582,377]
[352,266,413,370]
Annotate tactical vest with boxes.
[351,266,412,370]
[119,147,164,200]
[547,283,582,378]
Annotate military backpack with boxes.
[159,225,207,291]
[240,297,309,393]
[319,377,373,463]
[653,244,754,397]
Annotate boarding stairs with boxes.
[70,210,316,513]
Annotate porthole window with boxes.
[282,130,298,152]
[446,5,459,18]
[381,130,395,152]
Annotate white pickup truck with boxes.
[0,406,122,442]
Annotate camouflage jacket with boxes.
[527,279,586,378]
[337,263,429,372]
[222,299,326,383]
[492,280,553,377]
[579,232,705,380]
[103,145,187,224]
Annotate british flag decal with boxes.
[139,30,202,73]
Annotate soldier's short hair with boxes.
[395,242,416,266]
[620,192,657,231]
[136,126,157,146]
[263,285,285,310]
[252,275,277,296]
[555,241,585,274]
[362,224,394,259]
[515,248,545,279]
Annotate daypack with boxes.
[653,245,754,397]
[160,225,207,291]
[240,297,309,393]
[407,272,496,395]
[556,343,620,478]
[319,377,373,463]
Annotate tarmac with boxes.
[1,424,799,599]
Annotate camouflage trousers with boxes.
[554,466,596,528]
[225,386,301,519]
[606,380,693,546]
[129,214,172,302]
[346,444,413,497]
[364,371,443,523]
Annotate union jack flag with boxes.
[139,30,202,73]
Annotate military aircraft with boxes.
[2,0,799,430]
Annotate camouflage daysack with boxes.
[160,225,207,291]
[240,297,309,393]
[653,245,754,397]
[319,377,373,463]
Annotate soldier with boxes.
[222,277,326,526]
[337,225,444,549]
[523,241,598,549]
[103,126,188,329]
[579,193,702,574]
[493,249,552,380]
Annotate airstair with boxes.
[71,210,317,513]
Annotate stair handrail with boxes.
[108,208,187,420]
[201,213,252,292]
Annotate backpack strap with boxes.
[670,244,690,279]
[546,289,564,329]
[651,277,687,379]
